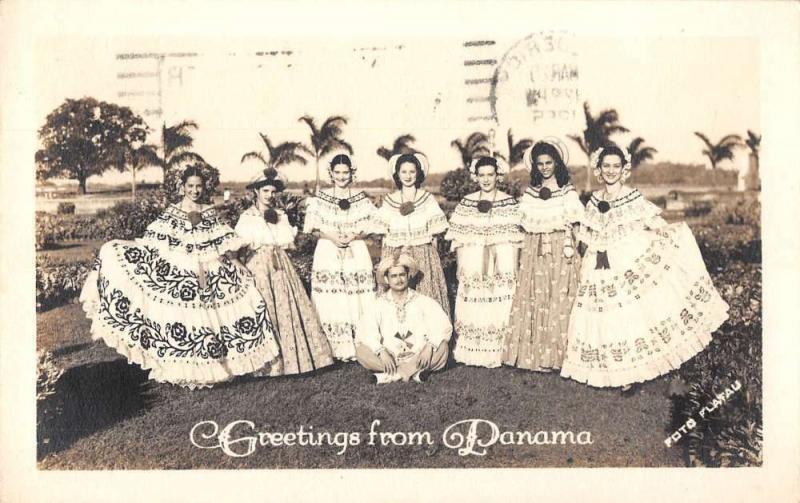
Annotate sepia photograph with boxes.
[2,0,799,501]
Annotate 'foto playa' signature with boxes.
[664,380,742,448]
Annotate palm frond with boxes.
[131,144,161,170]
[694,132,714,149]
[258,133,275,155]
[718,134,743,148]
[510,139,534,166]
[272,142,310,167]
[376,147,392,160]
[392,134,416,152]
[567,134,588,156]
[319,138,353,158]
[320,115,349,138]
[465,132,489,152]
[167,151,205,170]
[241,151,268,165]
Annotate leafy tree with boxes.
[376,134,417,160]
[35,97,148,194]
[628,137,658,169]
[693,132,743,170]
[241,132,313,170]
[450,132,491,169]
[568,101,629,191]
[298,115,353,193]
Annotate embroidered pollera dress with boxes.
[503,183,585,371]
[79,204,281,387]
[559,189,729,387]
[374,190,450,314]
[444,193,523,368]
[303,189,377,361]
[235,206,334,375]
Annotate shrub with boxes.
[37,350,65,401]
[707,197,760,228]
[670,264,762,467]
[215,197,251,228]
[691,223,761,267]
[93,193,168,240]
[35,212,98,249]
[684,200,713,218]
[36,255,94,311]
[56,202,76,215]
[35,193,167,248]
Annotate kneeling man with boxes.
[356,252,452,383]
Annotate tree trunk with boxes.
[132,167,137,200]
[79,176,87,195]
[314,156,320,195]
[584,160,592,194]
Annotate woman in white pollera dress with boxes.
[445,156,523,368]
[302,153,377,361]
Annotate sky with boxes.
[31,11,759,185]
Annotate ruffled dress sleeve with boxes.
[302,196,322,234]
[577,189,663,249]
[235,207,296,250]
[377,191,449,247]
[138,205,246,263]
[519,184,585,233]
[444,196,524,250]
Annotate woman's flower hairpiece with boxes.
[590,146,632,169]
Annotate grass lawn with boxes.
[38,306,684,469]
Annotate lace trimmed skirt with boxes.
[560,222,729,387]
[79,240,281,388]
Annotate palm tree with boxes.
[568,101,629,191]
[627,137,658,169]
[241,132,313,171]
[450,132,491,169]
[376,134,417,160]
[127,143,160,199]
[159,120,205,181]
[745,129,761,162]
[298,115,353,193]
[693,132,743,170]
[494,129,533,168]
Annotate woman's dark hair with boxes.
[529,142,571,188]
[392,153,426,189]
[596,145,628,168]
[473,156,499,174]
[181,165,207,185]
[329,154,353,170]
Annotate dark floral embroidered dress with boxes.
[80,204,281,387]
[559,189,729,387]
